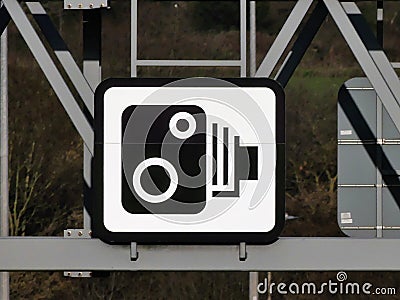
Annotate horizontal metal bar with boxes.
[338,139,376,144]
[340,226,375,230]
[1,237,400,271]
[391,62,400,68]
[338,184,376,187]
[346,87,374,90]
[338,139,400,144]
[136,60,241,67]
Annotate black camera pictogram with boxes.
[121,105,207,214]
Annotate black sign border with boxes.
[93,78,285,245]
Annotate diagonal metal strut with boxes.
[26,2,95,117]
[324,0,400,136]
[255,0,313,77]
[2,0,94,153]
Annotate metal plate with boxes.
[64,0,108,9]
[382,187,400,227]
[383,106,400,140]
[337,187,377,228]
[338,144,376,185]
[338,89,377,140]
[337,78,400,238]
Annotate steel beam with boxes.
[26,2,94,117]
[324,0,400,135]
[0,237,400,271]
[3,0,94,153]
[82,9,102,229]
[249,1,256,77]
[83,9,102,92]
[275,1,328,87]
[131,0,137,77]
[136,60,242,67]
[255,0,313,77]
[0,5,9,297]
[240,0,246,77]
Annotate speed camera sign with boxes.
[92,77,285,244]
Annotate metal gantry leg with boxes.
[2,0,94,153]
[131,0,137,77]
[255,0,313,77]
[82,9,102,230]
[274,1,328,87]
[249,1,256,77]
[63,8,102,279]
[240,0,246,77]
[26,2,95,117]
[0,1,9,296]
[324,0,400,135]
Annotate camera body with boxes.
[93,77,285,244]
[121,105,207,214]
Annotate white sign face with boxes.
[93,77,285,244]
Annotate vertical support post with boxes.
[83,10,102,229]
[131,0,138,77]
[83,10,101,92]
[0,1,9,297]
[377,0,383,47]
[249,272,258,300]
[376,95,383,238]
[249,1,256,77]
[249,3,256,293]
[240,0,246,77]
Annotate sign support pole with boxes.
[0,1,9,297]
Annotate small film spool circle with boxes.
[169,112,196,139]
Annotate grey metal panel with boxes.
[382,187,400,227]
[338,145,376,185]
[337,187,377,228]
[382,230,400,238]
[344,77,374,89]
[2,237,400,271]
[383,106,400,140]
[381,145,400,175]
[338,89,377,140]
[255,0,313,77]
[340,229,376,238]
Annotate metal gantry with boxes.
[1,0,400,272]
